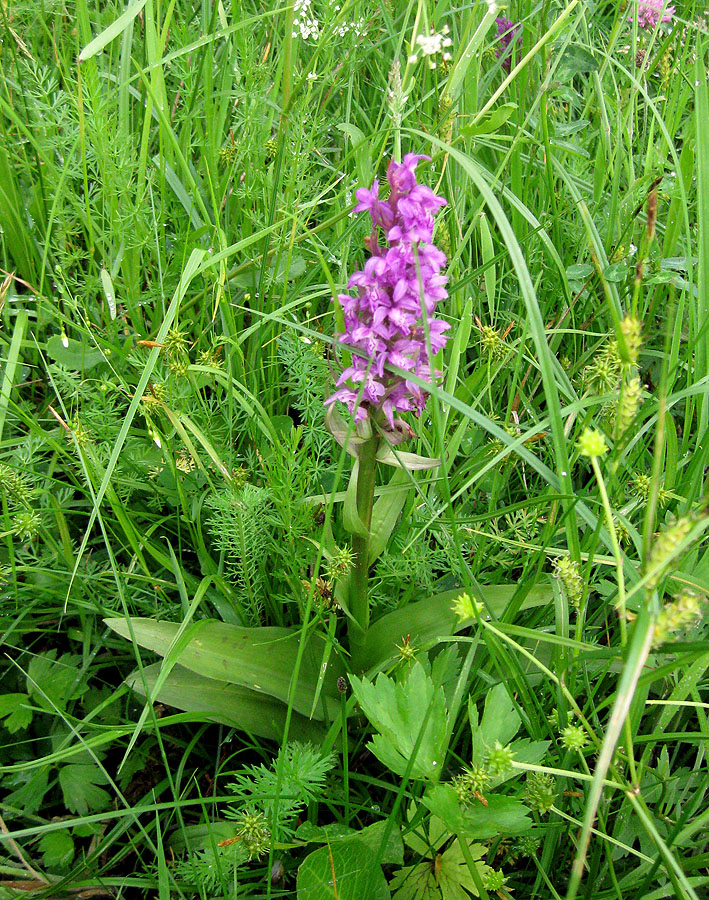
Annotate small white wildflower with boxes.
[408,53,418,64]
[307,71,318,81]
[628,243,638,256]
[416,33,444,55]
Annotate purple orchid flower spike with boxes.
[627,0,675,28]
[494,17,522,72]
[325,154,450,436]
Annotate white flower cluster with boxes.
[333,17,366,38]
[292,1,366,42]
[408,26,453,69]
[293,0,320,40]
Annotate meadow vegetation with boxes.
[1,0,708,898]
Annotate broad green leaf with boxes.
[437,840,489,900]
[479,683,521,749]
[297,839,390,900]
[105,618,344,720]
[0,149,39,282]
[376,446,441,470]
[565,263,594,280]
[390,860,442,900]
[369,468,410,564]
[461,103,517,137]
[59,764,111,816]
[556,43,598,81]
[79,0,148,60]
[46,336,104,371]
[4,766,50,815]
[152,156,205,230]
[0,693,33,732]
[337,123,373,188]
[27,651,87,712]
[168,821,235,854]
[343,460,370,537]
[356,821,404,865]
[295,821,403,865]
[296,821,357,843]
[391,839,488,900]
[350,663,448,782]
[127,663,329,743]
[361,584,552,671]
[603,262,628,283]
[424,785,532,839]
[325,406,366,457]
[39,831,75,869]
[100,267,117,319]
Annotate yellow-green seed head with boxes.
[525,771,555,814]
[164,329,189,356]
[451,763,489,803]
[585,338,623,393]
[631,472,651,500]
[167,354,190,377]
[451,591,483,623]
[653,589,705,647]
[484,869,506,891]
[552,555,584,608]
[619,316,643,366]
[265,137,277,161]
[13,509,41,541]
[577,427,608,459]
[487,741,515,777]
[325,545,355,582]
[436,219,452,258]
[561,723,587,752]
[235,810,270,860]
[0,464,32,504]
[617,375,643,436]
[479,324,508,361]
[219,145,238,166]
[646,516,694,590]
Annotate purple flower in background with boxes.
[628,0,675,28]
[494,17,522,72]
[325,154,450,429]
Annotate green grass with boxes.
[1,1,708,898]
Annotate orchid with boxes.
[628,0,675,28]
[326,154,450,431]
[494,17,522,72]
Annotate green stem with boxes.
[349,435,379,665]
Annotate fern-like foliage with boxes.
[206,485,272,625]
[226,741,336,838]
[276,330,331,435]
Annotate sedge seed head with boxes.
[619,316,643,366]
[647,515,694,590]
[577,427,608,459]
[560,723,588,752]
[451,591,483,623]
[525,771,556,814]
[552,555,584,608]
[487,741,515,776]
[617,375,643,436]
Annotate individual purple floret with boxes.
[325,154,450,430]
[494,17,522,72]
[627,0,675,28]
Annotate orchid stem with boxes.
[349,435,379,667]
